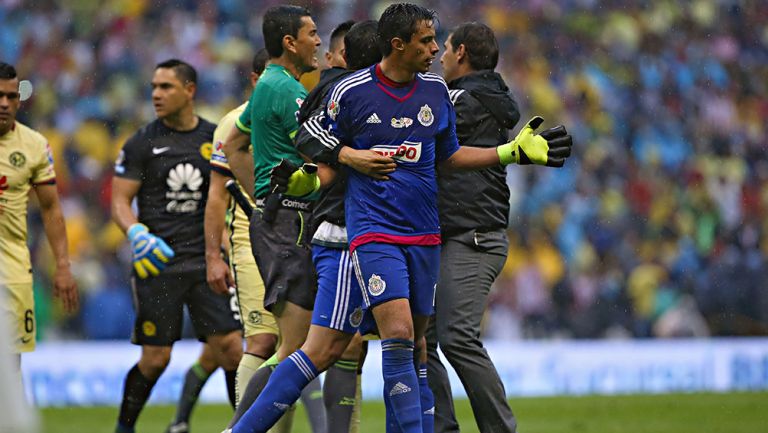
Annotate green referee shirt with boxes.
[236,63,308,198]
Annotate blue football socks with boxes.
[381,339,422,433]
[233,350,318,433]
[418,364,434,433]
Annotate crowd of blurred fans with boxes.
[4,0,767,341]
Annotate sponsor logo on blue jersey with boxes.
[370,141,422,162]
[390,117,413,129]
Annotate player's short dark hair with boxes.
[155,59,197,85]
[252,48,269,75]
[449,22,499,71]
[263,5,312,58]
[0,62,17,80]
[329,20,356,53]
[344,20,382,71]
[377,3,438,57]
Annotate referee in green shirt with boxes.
[221,5,326,429]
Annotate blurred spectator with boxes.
[6,0,767,341]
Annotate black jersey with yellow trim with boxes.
[115,117,216,273]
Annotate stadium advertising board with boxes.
[22,338,768,406]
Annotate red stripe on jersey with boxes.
[349,232,441,252]
[375,64,411,88]
[375,64,418,102]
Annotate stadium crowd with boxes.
[4,0,767,341]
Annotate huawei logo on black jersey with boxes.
[165,163,204,213]
[167,163,203,191]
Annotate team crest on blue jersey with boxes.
[391,117,413,129]
[328,100,340,120]
[368,274,386,296]
[418,104,434,127]
[349,307,363,327]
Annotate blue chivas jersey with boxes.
[309,64,460,251]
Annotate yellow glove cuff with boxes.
[286,168,321,197]
[497,140,520,165]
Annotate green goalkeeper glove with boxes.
[270,159,320,197]
[286,163,320,196]
[496,116,572,167]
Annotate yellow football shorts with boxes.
[1,283,35,353]
[232,248,278,338]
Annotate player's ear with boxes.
[391,37,406,53]
[283,34,298,55]
[184,81,196,98]
[456,44,467,64]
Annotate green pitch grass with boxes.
[41,392,767,433]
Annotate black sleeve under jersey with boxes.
[114,130,148,180]
[295,103,343,167]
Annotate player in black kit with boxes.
[110,59,243,433]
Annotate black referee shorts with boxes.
[249,199,317,312]
[130,270,242,346]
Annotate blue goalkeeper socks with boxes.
[381,339,422,433]
[418,364,434,433]
[233,350,318,433]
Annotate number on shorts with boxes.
[229,289,241,322]
[24,309,34,333]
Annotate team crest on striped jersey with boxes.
[368,274,386,296]
[418,104,434,127]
